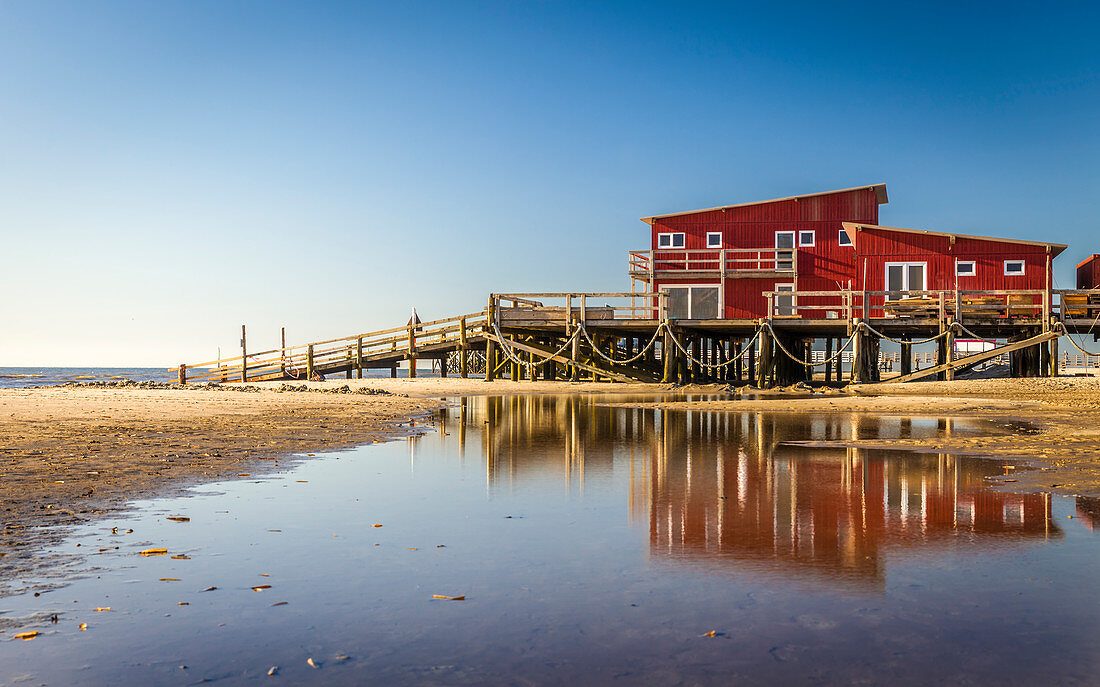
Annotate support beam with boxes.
[892,330,1059,383]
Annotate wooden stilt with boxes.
[756,326,772,388]
[485,339,497,381]
[356,337,363,379]
[824,337,833,383]
[306,344,315,381]
[240,324,248,383]
[900,339,912,378]
[662,328,675,383]
[945,320,956,382]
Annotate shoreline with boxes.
[3,376,1100,594]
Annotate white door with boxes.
[775,283,795,317]
[884,262,927,299]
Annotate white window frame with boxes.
[956,260,976,277]
[884,262,928,300]
[775,231,796,270]
[706,232,722,248]
[657,232,685,249]
[660,284,723,320]
[838,228,853,247]
[1004,259,1025,276]
[798,230,815,247]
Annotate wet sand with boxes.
[3,376,1100,593]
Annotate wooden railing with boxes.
[172,311,488,384]
[761,289,1068,321]
[628,248,797,278]
[493,292,666,323]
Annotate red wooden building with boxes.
[1078,254,1100,289]
[629,184,1067,320]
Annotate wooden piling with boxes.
[306,344,315,381]
[485,339,497,381]
[356,337,364,379]
[240,324,248,383]
[824,337,833,383]
[756,325,772,388]
[662,328,675,383]
[900,339,912,377]
[459,317,469,378]
[734,340,743,384]
[407,325,417,379]
[945,320,956,382]
[178,363,187,385]
[280,327,286,379]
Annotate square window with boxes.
[838,229,853,247]
[706,232,722,248]
[1004,260,1025,276]
[798,230,815,247]
[956,261,976,276]
[657,233,684,249]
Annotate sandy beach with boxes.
[3,376,1100,594]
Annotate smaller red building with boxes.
[1077,254,1100,289]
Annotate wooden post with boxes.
[734,339,743,384]
[280,327,286,379]
[570,324,581,382]
[835,338,843,382]
[459,317,469,378]
[178,364,187,385]
[240,325,248,383]
[824,337,833,383]
[440,355,448,377]
[901,338,912,377]
[306,344,315,381]
[356,337,364,379]
[408,324,417,379]
[662,327,675,383]
[756,325,772,388]
[346,347,352,379]
[852,321,865,384]
[391,365,397,378]
[1050,333,1060,377]
[945,320,955,382]
[485,339,497,381]
[935,319,947,381]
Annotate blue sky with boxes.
[1,1,1097,365]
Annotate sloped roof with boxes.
[842,222,1067,257]
[640,184,888,224]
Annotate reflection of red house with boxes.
[648,446,1059,589]
[630,184,1066,320]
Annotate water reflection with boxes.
[429,395,1060,590]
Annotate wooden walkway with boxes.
[171,288,1100,387]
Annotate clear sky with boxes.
[1,1,1097,366]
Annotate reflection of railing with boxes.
[492,292,665,322]
[628,248,797,278]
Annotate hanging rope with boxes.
[952,320,1000,345]
[490,318,579,370]
[1057,323,1100,357]
[861,322,950,345]
[765,322,858,367]
[662,324,763,370]
[577,321,665,365]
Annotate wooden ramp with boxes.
[174,311,488,383]
[888,330,1060,384]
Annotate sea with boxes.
[0,367,440,389]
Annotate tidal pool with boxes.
[1,395,1097,685]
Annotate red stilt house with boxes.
[630,183,1066,320]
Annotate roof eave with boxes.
[640,183,888,224]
